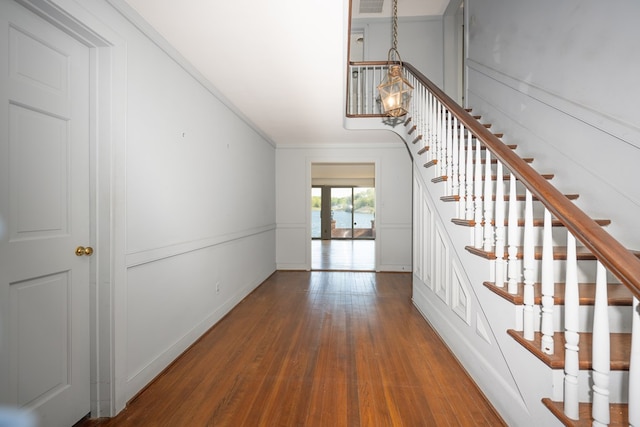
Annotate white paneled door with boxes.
[0,1,91,426]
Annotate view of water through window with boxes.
[311,187,375,239]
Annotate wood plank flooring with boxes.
[80,271,505,427]
[311,239,375,271]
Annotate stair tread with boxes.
[483,281,634,306]
[464,143,518,151]
[466,245,598,260]
[475,157,534,164]
[432,173,554,182]
[466,245,640,261]
[441,193,580,202]
[506,330,630,370]
[423,157,533,168]
[451,218,611,227]
[417,146,430,155]
[542,398,628,427]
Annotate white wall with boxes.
[465,0,640,249]
[276,142,412,271]
[121,8,277,404]
[352,16,444,87]
[43,0,278,414]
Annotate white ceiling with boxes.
[122,0,449,147]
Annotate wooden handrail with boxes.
[350,61,640,299]
[406,61,640,299]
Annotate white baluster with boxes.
[451,116,461,214]
[457,123,466,220]
[349,66,354,114]
[427,92,436,148]
[433,100,439,169]
[591,261,609,427]
[424,90,429,132]
[439,103,446,179]
[361,66,366,114]
[431,95,436,152]
[494,160,505,287]
[432,95,437,151]
[523,189,535,341]
[451,116,459,205]
[540,209,554,354]
[507,173,519,294]
[445,111,453,196]
[483,150,494,252]
[564,232,580,420]
[473,137,483,249]
[630,296,639,427]
[364,66,369,114]
[420,86,426,140]
[436,101,446,177]
[465,130,474,222]
[412,78,419,119]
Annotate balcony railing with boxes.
[346,62,389,116]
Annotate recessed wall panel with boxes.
[10,26,68,96]
[451,260,470,325]
[434,224,448,304]
[10,272,70,407]
[9,104,69,240]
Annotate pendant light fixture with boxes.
[377,0,413,117]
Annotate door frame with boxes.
[17,0,127,417]
[306,158,379,271]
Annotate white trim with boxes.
[305,156,381,271]
[278,141,403,150]
[19,0,129,416]
[126,225,276,268]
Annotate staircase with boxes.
[347,62,640,426]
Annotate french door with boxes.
[311,186,375,240]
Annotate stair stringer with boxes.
[408,158,563,427]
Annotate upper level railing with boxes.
[346,61,388,117]
[348,60,639,425]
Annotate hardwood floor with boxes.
[80,271,505,427]
[311,239,375,271]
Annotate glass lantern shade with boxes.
[377,65,413,117]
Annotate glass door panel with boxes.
[353,187,375,239]
[312,186,375,240]
[330,187,353,238]
[311,187,321,239]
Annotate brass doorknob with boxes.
[75,246,94,256]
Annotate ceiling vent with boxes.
[359,0,384,14]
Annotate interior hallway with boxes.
[80,271,505,426]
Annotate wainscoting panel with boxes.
[433,222,449,304]
[451,258,471,325]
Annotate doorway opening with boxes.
[310,163,375,271]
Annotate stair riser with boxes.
[513,305,632,333]
[494,259,602,283]
[551,369,629,404]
